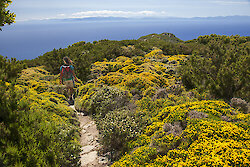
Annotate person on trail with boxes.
[60,56,78,104]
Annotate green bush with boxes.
[0,62,81,167]
[96,109,142,160]
[0,55,24,82]
[76,85,131,116]
[180,34,250,101]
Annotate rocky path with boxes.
[69,106,109,167]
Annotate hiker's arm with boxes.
[60,70,63,84]
[72,70,78,82]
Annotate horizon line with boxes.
[15,15,250,22]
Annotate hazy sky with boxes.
[9,0,250,21]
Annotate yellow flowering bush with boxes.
[167,54,189,64]
[112,146,158,167]
[143,87,156,97]
[17,66,61,92]
[144,49,165,59]
[75,49,249,166]
[113,100,250,167]
[74,83,97,112]
[1,66,82,166]
[75,50,190,160]
[91,61,124,78]
[93,51,175,92]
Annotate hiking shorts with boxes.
[64,80,74,88]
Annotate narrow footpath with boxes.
[69,105,109,167]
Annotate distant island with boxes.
[30,15,250,23]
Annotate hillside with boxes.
[0,63,82,166]
[138,33,183,43]
[0,33,249,166]
[74,49,249,166]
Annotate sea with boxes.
[0,17,250,60]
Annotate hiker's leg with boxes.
[69,87,74,99]
[64,80,74,99]
[67,87,70,99]
[69,80,74,99]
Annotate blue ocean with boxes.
[0,17,249,60]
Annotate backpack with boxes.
[61,65,73,80]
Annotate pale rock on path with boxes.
[69,105,109,167]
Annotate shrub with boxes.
[97,109,143,160]
[90,86,131,116]
[0,65,81,167]
[113,100,250,167]
[180,34,250,101]
[75,85,131,116]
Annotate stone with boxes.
[163,122,183,136]
[98,156,109,164]
[231,110,238,115]
[153,88,168,100]
[221,116,232,122]
[186,91,195,98]
[81,129,87,134]
[133,94,142,101]
[167,84,183,95]
[81,151,98,166]
[81,145,95,154]
[87,136,94,143]
[83,123,91,129]
[230,98,249,113]
[187,110,208,119]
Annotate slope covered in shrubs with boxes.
[1,33,249,166]
[75,44,249,166]
[113,100,249,166]
[75,49,188,159]
[25,33,249,102]
[0,63,81,166]
[24,32,191,82]
[180,34,250,101]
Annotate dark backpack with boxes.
[61,65,73,80]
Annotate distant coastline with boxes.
[1,16,249,60]
[16,15,250,23]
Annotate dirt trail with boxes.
[70,105,109,167]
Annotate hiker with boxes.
[60,56,78,104]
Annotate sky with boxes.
[8,0,250,21]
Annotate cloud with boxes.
[58,14,66,17]
[212,0,250,5]
[16,10,169,22]
[71,10,167,18]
